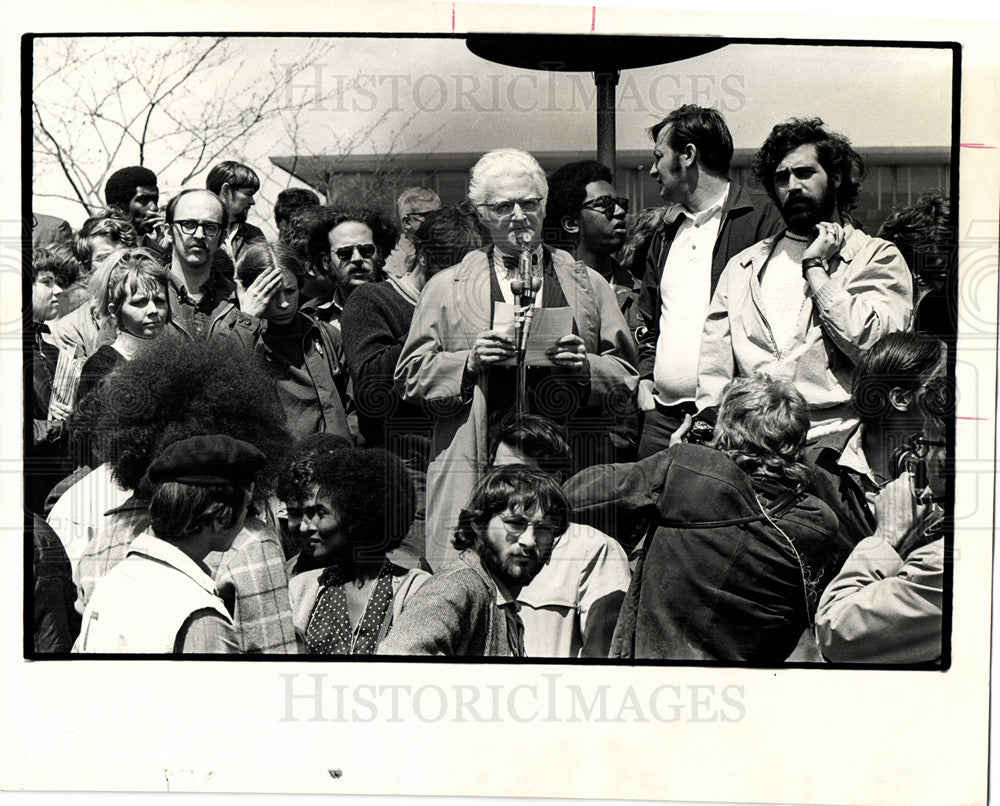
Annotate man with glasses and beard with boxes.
[378,465,569,657]
[696,118,913,440]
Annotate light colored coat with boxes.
[394,247,638,570]
[696,224,912,435]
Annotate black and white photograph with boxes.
[3,1,997,803]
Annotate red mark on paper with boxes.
[452,2,456,32]
[961,143,996,149]
[592,6,596,31]
[956,416,990,421]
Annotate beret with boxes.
[148,434,265,487]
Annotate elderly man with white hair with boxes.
[395,148,638,571]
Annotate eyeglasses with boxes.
[333,243,377,262]
[174,219,222,238]
[500,515,557,542]
[477,198,542,217]
[580,195,630,219]
[906,433,946,458]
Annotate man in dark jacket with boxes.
[637,105,782,457]
[206,160,266,264]
[566,374,840,662]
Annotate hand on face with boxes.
[236,265,284,320]
[803,220,846,263]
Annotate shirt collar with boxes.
[666,182,730,228]
[126,533,219,596]
[483,562,519,608]
[837,424,879,485]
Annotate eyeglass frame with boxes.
[476,197,543,217]
[498,513,559,544]
[579,195,630,220]
[173,219,223,238]
[332,243,378,262]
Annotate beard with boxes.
[780,183,838,235]
[478,536,545,593]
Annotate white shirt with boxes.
[652,185,729,405]
[759,233,810,354]
[492,247,544,307]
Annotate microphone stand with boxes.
[510,232,541,426]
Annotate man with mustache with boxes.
[696,118,913,440]
[302,205,397,332]
[378,464,569,657]
[637,106,782,459]
[163,188,242,341]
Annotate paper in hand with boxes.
[492,301,575,368]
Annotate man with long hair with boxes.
[379,465,570,657]
[697,118,913,440]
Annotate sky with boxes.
[30,35,954,233]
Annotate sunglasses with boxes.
[333,243,377,262]
[173,219,222,238]
[580,195,630,219]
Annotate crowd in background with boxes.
[28,104,953,662]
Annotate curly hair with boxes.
[542,160,613,250]
[877,191,953,282]
[275,432,354,504]
[851,332,947,428]
[306,205,399,277]
[70,336,291,495]
[279,204,330,273]
[308,448,416,556]
[452,464,570,551]
[752,118,865,213]
[711,374,811,488]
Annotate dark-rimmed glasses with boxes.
[174,219,222,238]
[580,195,629,219]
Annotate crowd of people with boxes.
[28,105,953,662]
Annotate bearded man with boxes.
[378,465,569,657]
[695,118,913,439]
